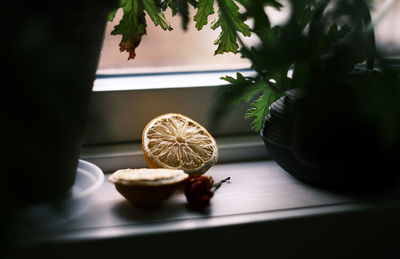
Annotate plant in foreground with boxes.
[108,0,251,59]
[212,0,399,146]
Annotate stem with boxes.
[308,0,330,87]
[214,177,231,191]
[357,0,376,70]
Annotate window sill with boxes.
[94,68,256,91]
[80,134,268,173]
[15,158,400,257]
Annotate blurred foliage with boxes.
[109,1,399,141]
[109,0,252,58]
[213,0,400,141]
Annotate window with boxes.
[82,0,400,171]
[372,0,400,57]
[86,5,262,149]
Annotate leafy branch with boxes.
[109,0,171,60]
[109,0,252,59]
[211,0,251,54]
[212,0,383,133]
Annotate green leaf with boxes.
[211,14,239,54]
[162,0,191,29]
[240,0,283,32]
[245,89,280,132]
[220,73,267,105]
[109,0,130,22]
[243,68,289,132]
[111,0,147,60]
[108,9,119,22]
[176,0,190,30]
[213,0,251,54]
[161,0,177,14]
[194,0,215,30]
[211,73,268,130]
[142,0,172,31]
[242,1,269,33]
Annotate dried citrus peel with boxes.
[109,168,188,186]
[142,113,218,175]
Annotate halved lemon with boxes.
[142,113,218,175]
[109,168,189,207]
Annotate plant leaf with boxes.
[194,0,215,30]
[220,73,267,105]
[162,0,191,30]
[108,9,119,22]
[142,0,173,31]
[213,0,251,54]
[245,89,280,132]
[211,72,270,131]
[111,0,147,60]
[240,0,282,32]
[161,0,177,14]
[176,0,191,30]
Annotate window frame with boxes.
[81,68,268,173]
[83,68,257,145]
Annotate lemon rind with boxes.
[109,168,189,186]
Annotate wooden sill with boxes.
[12,160,400,258]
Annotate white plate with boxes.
[13,159,104,235]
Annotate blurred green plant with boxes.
[108,0,399,142]
[213,0,399,146]
[108,0,251,59]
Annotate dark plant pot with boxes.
[261,88,400,189]
[2,1,118,210]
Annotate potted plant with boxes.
[213,0,400,189]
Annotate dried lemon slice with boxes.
[109,168,188,207]
[142,113,218,175]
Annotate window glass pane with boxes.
[97,0,399,74]
[372,0,400,57]
[97,7,251,74]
